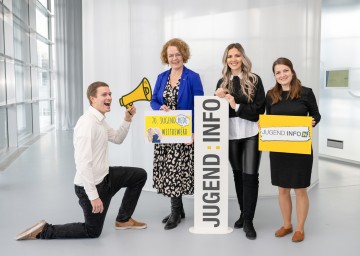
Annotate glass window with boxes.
[51,99,55,124]
[36,8,48,39]
[0,57,5,106]
[0,8,4,54]
[37,39,49,69]
[15,63,31,102]
[17,103,33,143]
[38,0,48,9]
[39,100,51,130]
[5,60,16,104]
[13,21,30,63]
[12,0,29,24]
[0,108,8,155]
[38,69,50,99]
[3,9,14,58]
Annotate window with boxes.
[0,57,5,106]
[0,108,7,155]
[39,100,51,129]
[0,0,55,160]
[0,7,4,54]
[36,8,48,39]
[17,103,33,143]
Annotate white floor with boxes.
[0,130,359,256]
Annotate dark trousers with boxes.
[39,166,147,239]
[229,134,261,220]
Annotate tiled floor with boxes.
[0,130,359,256]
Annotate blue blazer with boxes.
[150,66,204,132]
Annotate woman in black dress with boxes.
[266,57,321,242]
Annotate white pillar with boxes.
[190,96,232,234]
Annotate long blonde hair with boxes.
[220,43,258,102]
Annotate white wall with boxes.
[82,0,133,166]
[319,2,360,163]
[82,0,322,196]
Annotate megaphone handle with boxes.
[125,103,133,109]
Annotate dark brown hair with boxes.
[86,81,109,105]
[268,57,301,105]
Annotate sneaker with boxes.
[115,218,147,230]
[15,220,47,241]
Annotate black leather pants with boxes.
[229,134,261,220]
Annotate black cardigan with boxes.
[265,86,321,126]
[216,74,266,122]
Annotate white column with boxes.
[190,96,232,234]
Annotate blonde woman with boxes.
[215,43,265,240]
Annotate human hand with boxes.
[224,94,236,109]
[186,133,194,145]
[125,106,136,122]
[214,88,229,98]
[312,117,316,127]
[91,198,104,214]
[160,105,170,112]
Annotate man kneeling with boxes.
[16,81,147,240]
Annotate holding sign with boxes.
[259,114,312,155]
[144,110,192,143]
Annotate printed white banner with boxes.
[260,126,310,142]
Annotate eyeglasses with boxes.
[167,53,182,59]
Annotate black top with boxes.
[265,86,321,125]
[265,86,321,188]
[216,74,265,122]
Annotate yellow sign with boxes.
[259,115,312,155]
[145,110,192,143]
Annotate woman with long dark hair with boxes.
[266,57,321,242]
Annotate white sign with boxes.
[144,110,192,143]
[260,126,311,142]
[189,96,232,234]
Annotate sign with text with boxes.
[259,114,312,155]
[190,96,232,234]
[144,110,192,143]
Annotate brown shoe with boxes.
[275,226,293,237]
[115,218,147,230]
[15,220,47,241]
[292,231,305,242]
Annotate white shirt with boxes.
[73,106,131,200]
[229,74,258,140]
[228,115,258,140]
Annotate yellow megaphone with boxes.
[119,77,152,109]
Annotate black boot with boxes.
[162,198,185,223]
[234,213,244,229]
[242,173,259,240]
[232,169,244,229]
[242,173,259,221]
[164,197,182,230]
[243,220,257,240]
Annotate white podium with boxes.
[189,96,233,234]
